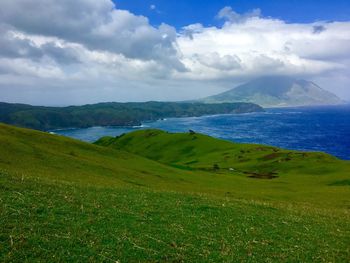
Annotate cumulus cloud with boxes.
[0,0,182,68]
[178,13,350,84]
[181,23,205,40]
[195,52,242,71]
[0,1,349,105]
[0,30,42,60]
[217,6,261,23]
[313,25,326,34]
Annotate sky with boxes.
[0,0,350,105]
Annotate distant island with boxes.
[200,76,343,107]
[0,101,263,131]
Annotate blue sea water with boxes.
[54,105,350,160]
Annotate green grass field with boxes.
[96,129,350,208]
[1,123,349,262]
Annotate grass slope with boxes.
[95,129,350,208]
[1,124,350,262]
[0,124,206,190]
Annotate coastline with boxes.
[53,105,350,160]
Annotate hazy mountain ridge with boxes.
[0,101,263,131]
[201,76,343,107]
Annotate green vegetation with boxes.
[1,124,350,261]
[95,129,350,207]
[0,101,263,130]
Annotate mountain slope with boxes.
[1,124,350,261]
[201,76,342,107]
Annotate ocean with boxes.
[54,105,350,160]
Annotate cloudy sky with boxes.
[0,0,350,105]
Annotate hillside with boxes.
[1,124,350,261]
[201,76,342,107]
[0,101,263,131]
[96,129,350,198]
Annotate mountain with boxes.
[0,101,263,131]
[201,76,343,107]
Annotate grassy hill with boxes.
[1,123,350,261]
[95,129,350,207]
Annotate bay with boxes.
[54,105,350,160]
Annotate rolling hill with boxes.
[1,123,350,261]
[201,76,343,107]
[95,129,350,201]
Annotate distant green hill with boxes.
[1,124,350,261]
[0,101,263,131]
[201,76,343,107]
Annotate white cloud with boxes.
[0,1,349,105]
[195,52,242,71]
[217,6,261,23]
[177,15,350,85]
[0,0,182,67]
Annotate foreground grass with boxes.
[1,172,349,262]
[1,123,350,261]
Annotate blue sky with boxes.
[116,0,350,28]
[0,0,349,105]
